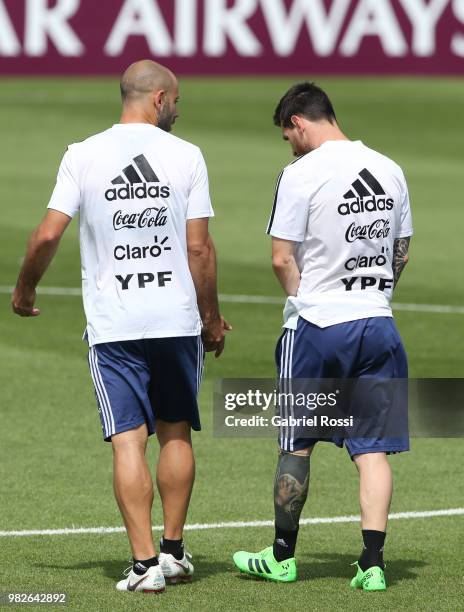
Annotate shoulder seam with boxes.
[266,169,285,235]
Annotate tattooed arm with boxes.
[393,237,411,288]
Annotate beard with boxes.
[157,104,176,132]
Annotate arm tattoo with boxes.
[393,237,411,288]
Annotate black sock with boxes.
[358,530,386,571]
[160,536,184,561]
[273,526,299,562]
[132,556,159,575]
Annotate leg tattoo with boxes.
[274,451,310,531]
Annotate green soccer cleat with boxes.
[233,546,297,583]
[350,562,386,591]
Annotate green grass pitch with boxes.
[0,77,463,611]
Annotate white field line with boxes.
[0,508,462,538]
[220,295,464,314]
[1,285,464,315]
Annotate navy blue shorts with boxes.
[88,336,204,442]
[276,317,409,457]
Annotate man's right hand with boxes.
[202,316,232,358]
[12,285,41,317]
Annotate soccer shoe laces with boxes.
[350,561,387,569]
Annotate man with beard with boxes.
[12,60,230,594]
[233,82,412,591]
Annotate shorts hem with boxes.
[346,446,410,458]
[103,420,154,442]
[156,416,201,432]
[279,439,410,456]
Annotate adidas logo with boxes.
[338,168,393,216]
[105,154,170,202]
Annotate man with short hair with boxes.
[13,60,230,594]
[233,82,412,591]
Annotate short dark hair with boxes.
[273,82,337,128]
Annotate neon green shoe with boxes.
[350,562,386,591]
[233,546,297,583]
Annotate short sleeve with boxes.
[266,168,309,242]
[47,147,81,219]
[396,176,413,239]
[186,148,214,220]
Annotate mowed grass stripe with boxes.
[1,508,463,538]
[3,286,464,315]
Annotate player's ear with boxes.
[291,115,303,133]
[153,89,166,111]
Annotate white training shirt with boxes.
[267,140,413,329]
[47,124,214,346]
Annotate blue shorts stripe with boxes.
[278,332,285,449]
[90,347,114,437]
[196,336,199,393]
[281,332,288,451]
[196,336,202,395]
[280,330,292,451]
[88,348,110,437]
[93,348,116,436]
[288,330,295,452]
[200,339,205,388]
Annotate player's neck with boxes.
[312,125,350,151]
[119,105,159,127]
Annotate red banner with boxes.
[0,0,463,75]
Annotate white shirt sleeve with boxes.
[396,176,413,238]
[266,167,309,242]
[186,148,214,220]
[47,147,81,219]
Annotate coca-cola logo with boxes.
[113,207,168,231]
[345,219,391,243]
